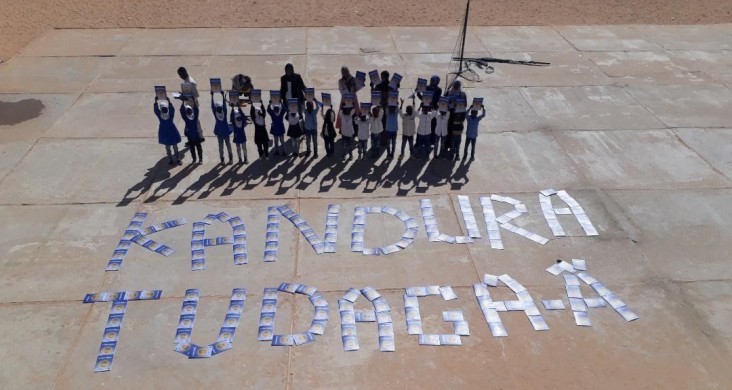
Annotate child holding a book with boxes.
[181,102,203,164]
[211,91,233,165]
[154,97,182,166]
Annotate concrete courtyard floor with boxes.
[0,25,731,389]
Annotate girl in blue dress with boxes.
[154,97,182,165]
[267,102,287,157]
[211,91,233,165]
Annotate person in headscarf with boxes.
[230,105,248,164]
[181,101,203,164]
[154,96,182,166]
[211,91,233,165]
[250,104,269,159]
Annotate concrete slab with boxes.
[0,302,88,390]
[469,88,545,132]
[679,280,732,354]
[0,94,81,142]
[588,51,714,85]
[390,26,486,54]
[668,50,732,86]
[1,25,732,388]
[633,24,732,51]
[19,29,137,57]
[482,51,613,87]
[626,84,732,128]
[554,25,664,51]
[118,28,224,56]
[0,205,125,303]
[473,26,576,52]
[674,128,732,180]
[608,189,732,281]
[0,142,32,182]
[555,130,729,189]
[0,57,103,94]
[0,138,165,204]
[45,93,167,138]
[215,28,307,55]
[307,27,397,55]
[56,296,290,389]
[520,86,665,130]
[87,56,209,93]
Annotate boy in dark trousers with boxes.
[181,102,203,164]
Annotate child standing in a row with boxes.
[211,91,233,165]
[154,97,182,165]
[182,102,204,164]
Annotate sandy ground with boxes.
[1,0,731,61]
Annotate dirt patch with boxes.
[1,0,731,61]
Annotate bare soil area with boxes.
[1,0,731,61]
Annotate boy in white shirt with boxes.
[355,104,372,158]
[399,97,417,159]
[434,108,450,159]
[369,106,384,158]
[339,106,356,160]
[416,105,436,159]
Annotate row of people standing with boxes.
[154,64,487,166]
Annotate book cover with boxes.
[368,70,380,86]
[360,102,372,112]
[471,97,484,111]
[229,91,241,106]
[438,97,449,112]
[288,98,300,112]
[354,71,366,91]
[304,88,315,102]
[250,89,262,104]
[321,93,332,106]
[388,91,399,106]
[370,91,381,107]
[455,97,467,113]
[154,85,167,100]
[343,93,355,108]
[270,90,281,105]
[388,73,402,90]
[180,82,194,98]
[210,78,222,93]
[416,78,427,93]
[422,95,433,107]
